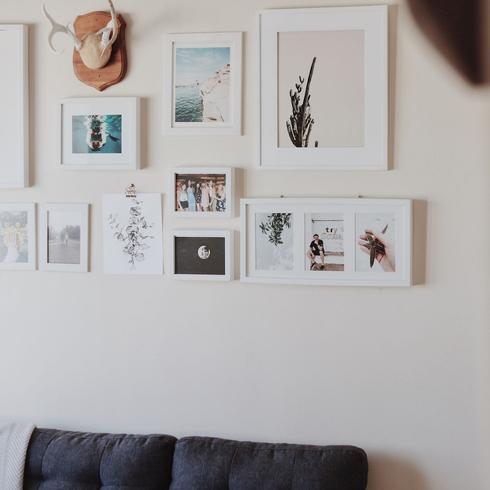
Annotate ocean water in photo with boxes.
[175,85,203,122]
[72,114,122,154]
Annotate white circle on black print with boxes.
[197,245,211,260]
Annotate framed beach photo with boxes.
[103,193,163,275]
[0,25,28,188]
[258,6,388,169]
[39,203,89,273]
[60,97,140,170]
[171,230,233,281]
[241,198,411,287]
[172,167,234,218]
[0,203,35,270]
[164,32,242,135]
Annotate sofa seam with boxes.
[228,446,239,489]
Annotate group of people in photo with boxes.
[176,175,227,213]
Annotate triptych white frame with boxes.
[241,198,412,287]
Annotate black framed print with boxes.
[171,230,233,281]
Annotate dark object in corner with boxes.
[407,0,486,84]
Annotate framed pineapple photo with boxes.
[258,6,388,170]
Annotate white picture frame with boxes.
[171,167,234,218]
[59,97,140,170]
[170,229,233,281]
[241,198,412,287]
[39,203,89,273]
[0,25,28,187]
[164,32,242,135]
[0,203,36,271]
[258,6,388,170]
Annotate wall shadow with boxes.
[412,199,428,285]
[28,23,38,187]
[139,97,149,169]
[388,4,398,171]
[368,453,428,490]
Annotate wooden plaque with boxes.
[72,11,127,91]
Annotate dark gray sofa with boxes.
[24,428,368,489]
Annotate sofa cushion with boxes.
[169,436,368,490]
[24,428,177,490]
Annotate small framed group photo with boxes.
[258,6,388,169]
[171,230,233,281]
[172,167,234,218]
[0,203,36,271]
[241,198,412,287]
[164,32,242,135]
[39,203,89,273]
[59,97,140,170]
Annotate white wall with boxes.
[1,1,489,489]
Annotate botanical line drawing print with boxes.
[286,57,319,148]
[108,198,155,267]
[259,213,292,246]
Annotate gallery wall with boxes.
[1,1,489,489]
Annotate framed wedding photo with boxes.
[59,97,140,170]
[164,32,242,135]
[39,203,89,273]
[171,230,233,281]
[258,6,388,170]
[241,198,411,287]
[0,203,36,271]
[172,167,234,218]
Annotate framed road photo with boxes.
[171,230,233,281]
[172,167,234,218]
[0,25,28,187]
[0,203,36,271]
[241,198,411,287]
[258,6,388,169]
[164,32,242,135]
[60,97,140,170]
[40,203,89,273]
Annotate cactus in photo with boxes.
[286,57,319,148]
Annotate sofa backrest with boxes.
[170,436,368,490]
[24,430,368,490]
[24,429,177,490]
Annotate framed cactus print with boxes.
[258,6,388,170]
[241,198,412,287]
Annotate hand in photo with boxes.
[358,227,395,272]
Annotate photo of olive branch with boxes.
[259,213,292,246]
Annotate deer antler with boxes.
[100,0,119,55]
[42,3,82,53]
